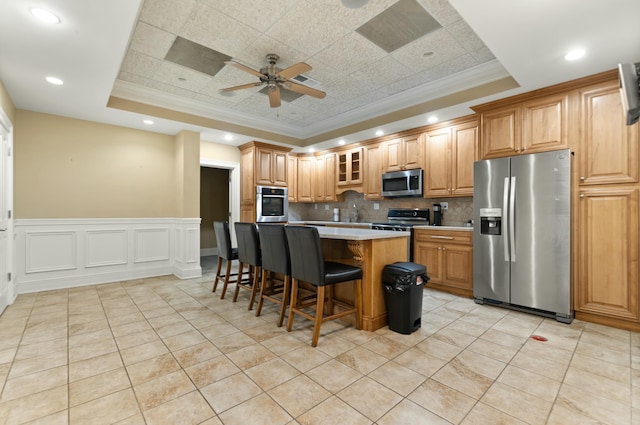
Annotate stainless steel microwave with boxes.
[381,169,423,197]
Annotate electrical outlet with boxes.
[441,202,448,211]
[314,204,318,210]
[373,203,380,210]
[324,204,330,210]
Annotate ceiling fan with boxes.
[220,53,326,108]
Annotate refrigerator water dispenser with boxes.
[479,208,502,235]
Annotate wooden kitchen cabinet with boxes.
[414,228,473,297]
[574,186,639,325]
[384,135,422,172]
[315,153,336,202]
[239,142,292,221]
[287,155,298,202]
[424,117,477,198]
[337,147,363,189]
[475,93,568,159]
[364,143,384,200]
[255,146,288,187]
[577,80,639,186]
[297,155,315,203]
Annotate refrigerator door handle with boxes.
[503,177,510,262]
[509,176,516,262]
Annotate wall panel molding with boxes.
[14,218,201,293]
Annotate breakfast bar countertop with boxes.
[300,224,410,241]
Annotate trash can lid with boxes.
[383,262,426,275]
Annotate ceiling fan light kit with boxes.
[220,54,326,108]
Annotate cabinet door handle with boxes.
[431,235,454,240]
[580,176,585,181]
[580,194,585,198]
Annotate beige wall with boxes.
[174,130,200,218]
[15,110,179,218]
[200,141,241,164]
[0,80,16,124]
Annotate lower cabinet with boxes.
[574,186,639,327]
[414,229,473,297]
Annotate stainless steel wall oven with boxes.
[256,186,288,223]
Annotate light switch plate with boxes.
[441,202,448,211]
[373,203,380,210]
[324,204,329,210]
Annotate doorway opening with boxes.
[200,159,239,273]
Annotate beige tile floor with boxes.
[0,268,639,425]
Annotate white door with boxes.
[0,115,13,314]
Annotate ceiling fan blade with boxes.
[277,62,312,80]
[219,82,264,92]
[268,86,281,108]
[225,60,264,78]
[282,81,326,99]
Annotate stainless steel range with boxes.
[372,208,430,261]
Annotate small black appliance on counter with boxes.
[432,204,443,226]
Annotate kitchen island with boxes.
[309,226,410,332]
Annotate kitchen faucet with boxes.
[352,203,358,222]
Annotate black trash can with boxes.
[382,262,429,334]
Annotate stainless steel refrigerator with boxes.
[473,149,572,323]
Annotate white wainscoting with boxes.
[14,218,202,294]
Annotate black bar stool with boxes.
[256,223,291,327]
[234,222,262,310]
[284,225,363,347]
[212,221,239,299]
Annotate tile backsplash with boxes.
[289,191,473,226]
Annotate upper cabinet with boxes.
[297,155,315,203]
[287,155,298,202]
[576,80,639,186]
[384,135,422,172]
[255,146,288,186]
[474,93,568,159]
[364,144,384,200]
[316,153,337,202]
[336,147,363,189]
[424,117,477,198]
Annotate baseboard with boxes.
[200,248,218,257]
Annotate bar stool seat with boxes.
[234,222,262,310]
[256,224,291,326]
[212,221,239,299]
[284,225,362,347]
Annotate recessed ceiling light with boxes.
[143,119,154,125]
[224,133,233,141]
[308,148,316,153]
[375,130,384,136]
[428,116,438,123]
[45,76,63,85]
[564,49,585,61]
[30,8,60,24]
[341,0,368,9]
[338,139,346,146]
